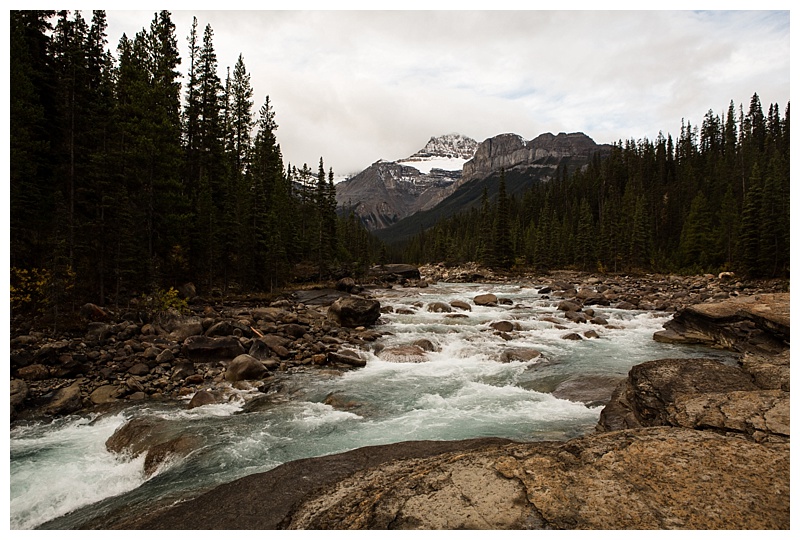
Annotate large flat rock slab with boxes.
[285,428,788,530]
[654,293,789,354]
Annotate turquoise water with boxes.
[10,282,735,529]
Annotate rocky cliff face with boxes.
[335,134,477,231]
[334,160,461,230]
[462,132,610,181]
[399,133,478,163]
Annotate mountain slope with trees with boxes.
[400,96,789,278]
[10,10,381,322]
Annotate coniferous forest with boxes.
[401,96,789,279]
[10,10,380,315]
[10,10,790,322]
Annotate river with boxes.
[10,282,736,529]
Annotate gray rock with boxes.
[327,297,381,328]
[181,336,245,363]
[379,345,428,363]
[90,384,123,405]
[44,383,83,416]
[497,348,541,363]
[188,390,217,408]
[449,300,472,311]
[10,379,28,414]
[490,320,519,333]
[327,350,367,367]
[473,293,497,306]
[225,354,268,382]
[427,302,452,313]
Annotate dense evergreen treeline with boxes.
[10,10,380,312]
[403,94,789,278]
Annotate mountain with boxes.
[335,134,478,230]
[462,131,609,181]
[373,132,612,244]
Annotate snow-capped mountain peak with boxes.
[397,133,478,174]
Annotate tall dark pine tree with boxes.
[144,10,184,284]
[191,23,227,289]
[248,95,287,289]
[491,169,514,269]
[10,10,56,270]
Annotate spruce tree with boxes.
[491,169,513,269]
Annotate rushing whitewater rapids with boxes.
[10,282,736,530]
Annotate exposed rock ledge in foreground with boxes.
[121,294,789,530]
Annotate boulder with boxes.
[181,336,245,363]
[336,277,357,293]
[497,348,541,363]
[128,362,151,376]
[598,357,760,433]
[256,335,292,358]
[156,348,175,363]
[225,354,268,382]
[379,345,428,363]
[10,379,28,415]
[564,311,588,324]
[327,349,367,367]
[106,416,168,455]
[43,383,83,416]
[412,339,437,352]
[490,320,520,333]
[90,384,124,405]
[739,350,789,391]
[167,318,204,342]
[368,264,421,281]
[188,390,218,409]
[205,321,235,337]
[177,282,197,300]
[654,293,789,354]
[283,428,789,530]
[473,293,497,306]
[670,389,789,442]
[143,434,201,477]
[86,322,113,342]
[16,363,50,381]
[551,374,623,407]
[427,302,452,313]
[449,300,471,311]
[557,300,581,312]
[327,297,381,328]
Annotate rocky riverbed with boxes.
[10,266,784,421]
[124,288,790,530]
[9,265,790,529]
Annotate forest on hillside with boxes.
[10,10,381,317]
[401,95,789,279]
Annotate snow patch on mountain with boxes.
[396,156,468,174]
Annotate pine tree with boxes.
[490,169,513,269]
[575,197,594,270]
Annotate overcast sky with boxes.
[98,4,790,177]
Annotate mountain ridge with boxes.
[335,134,478,230]
[338,131,612,241]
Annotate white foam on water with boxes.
[10,282,738,529]
[10,413,147,530]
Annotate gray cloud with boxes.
[105,9,789,176]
